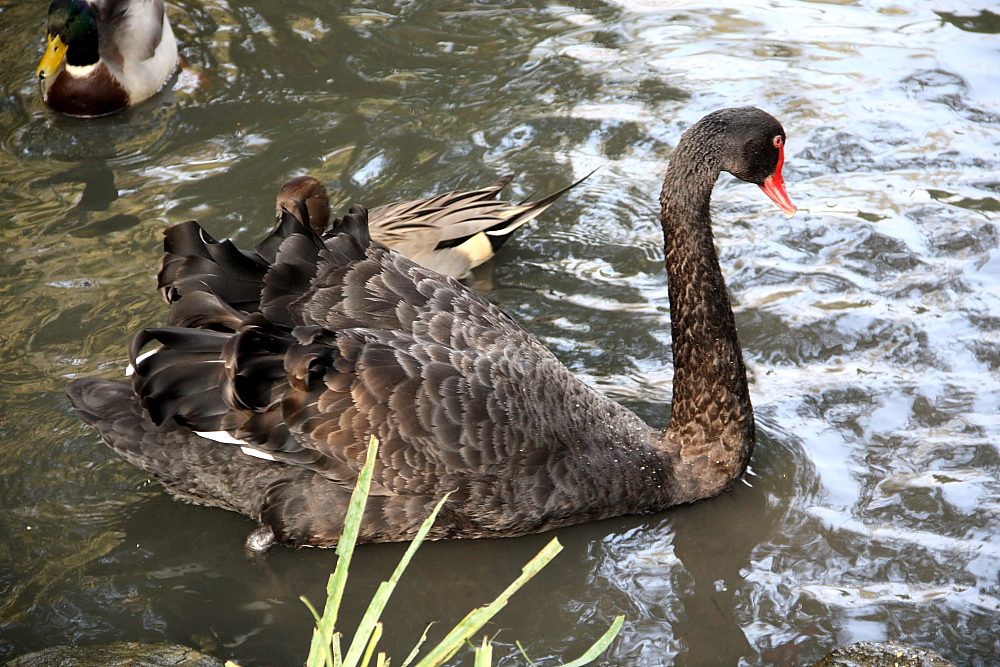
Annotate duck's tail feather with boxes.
[478,168,597,252]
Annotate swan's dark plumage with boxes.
[67,107,795,548]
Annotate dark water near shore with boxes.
[2,0,999,665]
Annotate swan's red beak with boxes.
[759,144,796,217]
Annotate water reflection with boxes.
[2,0,1000,665]
[42,160,142,237]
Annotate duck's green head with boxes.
[37,0,99,80]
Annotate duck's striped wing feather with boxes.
[104,0,166,62]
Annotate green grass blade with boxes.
[302,595,331,667]
[301,437,621,667]
[400,624,433,667]
[306,614,332,667]
[306,435,380,667]
[342,492,451,667]
[473,636,493,667]
[412,537,563,667]
[306,627,334,667]
[360,622,384,667]
[301,595,323,623]
[554,615,625,667]
[515,640,537,667]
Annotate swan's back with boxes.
[71,205,663,547]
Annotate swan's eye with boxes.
[773,136,783,148]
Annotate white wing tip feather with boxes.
[194,431,277,462]
[125,347,161,377]
[240,446,277,461]
[194,430,248,445]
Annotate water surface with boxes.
[1,0,999,665]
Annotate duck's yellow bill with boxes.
[37,34,68,79]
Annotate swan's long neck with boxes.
[657,134,755,503]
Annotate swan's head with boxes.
[276,175,331,235]
[713,107,797,217]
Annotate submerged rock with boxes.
[811,641,957,667]
[2,642,226,667]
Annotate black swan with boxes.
[274,174,581,280]
[66,107,796,550]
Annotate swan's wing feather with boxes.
[165,291,247,329]
[159,210,328,318]
[134,206,552,499]
[127,319,512,497]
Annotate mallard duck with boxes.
[37,0,178,117]
[275,174,581,280]
[67,108,796,550]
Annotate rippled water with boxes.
[2,0,999,665]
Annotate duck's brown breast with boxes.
[44,63,129,117]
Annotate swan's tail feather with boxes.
[128,303,346,472]
[158,221,269,310]
[66,377,308,522]
[157,203,375,332]
[166,291,247,330]
[67,374,366,547]
[68,372,356,546]
[259,208,330,327]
